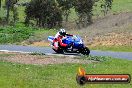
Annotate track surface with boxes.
[0,45,132,60]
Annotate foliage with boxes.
[82,55,111,62]
[0,24,34,44]
[57,0,74,22]
[0,8,7,25]
[3,0,19,24]
[100,0,113,15]
[1,0,114,28]
[73,0,95,28]
[25,0,62,28]
[0,0,1,8]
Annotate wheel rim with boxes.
[82,48,89,55]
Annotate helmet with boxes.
[59,28,66,36]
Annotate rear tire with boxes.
[52,48,64,54]
[81,47,90,55]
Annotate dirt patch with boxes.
[21,40,50,46]
[70,12,132,37]
[31,41,49,47]
[0,52,96,65]
[89,31,132,46]
[71,12,132,46]
[91,12,132,30]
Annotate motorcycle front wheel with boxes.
[81,47,90,55]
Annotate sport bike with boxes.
[48,35,90,55]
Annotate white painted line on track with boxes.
[0,50,31,54]
[0,50,80,58]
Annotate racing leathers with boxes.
[53,32,73,50]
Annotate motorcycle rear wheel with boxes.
[52,48,64,54]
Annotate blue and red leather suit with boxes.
[53,32,73,50]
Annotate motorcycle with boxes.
[48,35,90,55]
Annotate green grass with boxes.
[25,28,57,45]
[0,23,57,44]
[90,45,132,52]
[0,24,34,44]
[32,28,57,40]
[112,0,132,13]
[93,0,132,18]
[0,56,132,88]
[0,54,15,57]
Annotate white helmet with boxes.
[59,28,66,36]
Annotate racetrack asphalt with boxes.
[0,45,132,60]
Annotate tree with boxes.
[5,0,19,24]
[0,0,1,8]
[73,0,95,28]
[100,0,113,16]
[57,0,74,22]
[25,0,63,28]
[5,0,10,23]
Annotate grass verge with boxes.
[0,24,34,44]
[0,23,57,44]
[112,0,132,13]
[89,45,132,52]
[0,55,132,88]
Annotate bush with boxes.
[0,25,34,44]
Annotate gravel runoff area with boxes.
[0,52,97,65]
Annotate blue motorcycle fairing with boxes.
[62,35,84,49]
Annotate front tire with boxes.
[81,47,90,55]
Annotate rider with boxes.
[53,28,73,50]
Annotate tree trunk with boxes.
[65,10,70,22]
[13,6,18,24]
[6,0,10,24]
[0,0,1,8]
